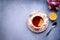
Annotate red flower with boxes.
[47,0,60,10]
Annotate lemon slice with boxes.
[49,12,57,20]
[38,19,43,27]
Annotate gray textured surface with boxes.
[0,0,60,40]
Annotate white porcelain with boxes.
[26,10,49,33]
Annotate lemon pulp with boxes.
[49,12,57,20]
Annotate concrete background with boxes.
[0,0,60,40]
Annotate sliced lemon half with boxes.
[49,12,57,20]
